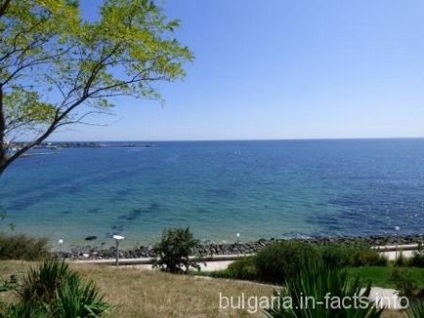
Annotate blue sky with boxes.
[55,0,424,141]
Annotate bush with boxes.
[394,251,408,267]
[0,233,49,261]
[208,242,388,283]
[318,244,359,267]
[222,256,257,281]
[319,243,387,267]
[5,260,110,317]
[254,241,320,284]
[153,227,202,274]
[350,248,388,267]
[265,259,383,318]
[409,250,424,267]
[390,268,424,300]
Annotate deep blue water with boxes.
[1,139,424,248]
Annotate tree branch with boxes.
[0,84,6,167]
[0,0,11,18]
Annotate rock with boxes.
[60,233,424,260]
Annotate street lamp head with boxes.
[395,226,400,231]
[236,233,240,238]
[113,235,125,240]
[58,239,63,244]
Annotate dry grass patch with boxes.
[0,260,34,306]
[0,261,274,317]
[381,310,406,318]
[72,264,274,317]
[0,261,407,318]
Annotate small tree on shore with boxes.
[153,227,202,274]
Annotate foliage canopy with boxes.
[153,227,202,274]
[0,0,193,174]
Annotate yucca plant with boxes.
[52,278,110,318]
[264,259,383,318]
[5,260,109,317]
[19,260,76,304]
[407,299,424,318]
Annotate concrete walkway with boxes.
[71,243,419,266]
[125,260,234,271]
[380,249,414,261]
[72,253,251,267]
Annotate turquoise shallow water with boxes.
[1,139,424,248]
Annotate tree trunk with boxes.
[0,85,6,175]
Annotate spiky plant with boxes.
[18,260,76,304]
[407,299,424,318]
[264,259,383,318]
[6,260,109,317]
[52,278,110,318]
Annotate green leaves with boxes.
[153,227,202,274]
[265,259,383,318]
[6,260,110,317]
[0,0,193,174]
[5,86,56,124]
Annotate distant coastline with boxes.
[12,136,424,144]
[18,141,157,149]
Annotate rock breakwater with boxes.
[59,234,424,260]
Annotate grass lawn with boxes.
[348,266,424,289]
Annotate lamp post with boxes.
[58,239,63,257]
[395,226,400,260]
[113,235,125,266]
[236,233,240,244]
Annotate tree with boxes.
[0,0,193,175]
[153,227,202,274]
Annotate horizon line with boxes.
[39,136,424,143]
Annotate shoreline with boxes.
[60,233,424,260]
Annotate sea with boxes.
[1,138,424,249]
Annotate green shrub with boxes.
[318,244,357,267]
[394,251,408,267]
[317,243,387,267]
[207,257,257,280]
[265,259,383,318]
[207,269,235,279]
[6,260,109,317]
[390,268,424,300]
[153,227,202,274]
[0,233,49,261]
[209,242,388,284]
[409,250,424,268]
[254,241,320,284]
[350,248,388,267]
[222,256,257,281]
